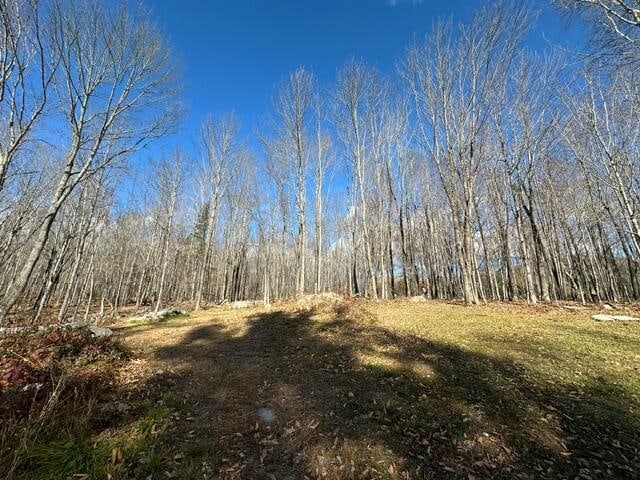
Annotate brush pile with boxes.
[0,327,127,420]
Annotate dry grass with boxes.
[112,299,640,479]
[6,299,640,479]
[0,328,171,480]
[373,300,640,393]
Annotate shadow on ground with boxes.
[121,308,640,479]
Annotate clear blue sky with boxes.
[147,0,582,149]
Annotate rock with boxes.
[409,295,427,303]
[592,314,640,322]
[155,308,188,319]
[1,321,112,337]
[602,302,615,310]
[131,308,188,322]
[67,320,88,329]
[230,301,254,309]
[86,324,113,337]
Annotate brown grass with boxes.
[4,299,639,479]
[105,299,640,479]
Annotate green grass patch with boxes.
[14,404,171,480]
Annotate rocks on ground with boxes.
[592,314,639,322]
[0,321,113,338]
[131,308,188,322]
[84,324,113,337]
[409,295,428,303]
[230,301,255,309]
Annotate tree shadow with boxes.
[142,307,640,479]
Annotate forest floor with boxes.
[4,298,640,479]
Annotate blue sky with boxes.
[147,0,582,152]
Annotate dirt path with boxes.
[119,307,388,479]
[115,303,640,479]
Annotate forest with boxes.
[0,0,638,324]
[1,1,640,479]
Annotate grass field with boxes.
[5,299,640,479]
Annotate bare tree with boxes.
[492,52,562,302]
[265,67,315,296]
[403,1,530,303]
[335,60,380,299]
[557,0,640,69]
[312,91,332,294]
[0,0,57,194]
[194,113,239,310]
[152,151,183,313]
[4,0,640,324]
[562,69,640,260]
[0,0,180,323]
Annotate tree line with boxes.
[0,0,638,324]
